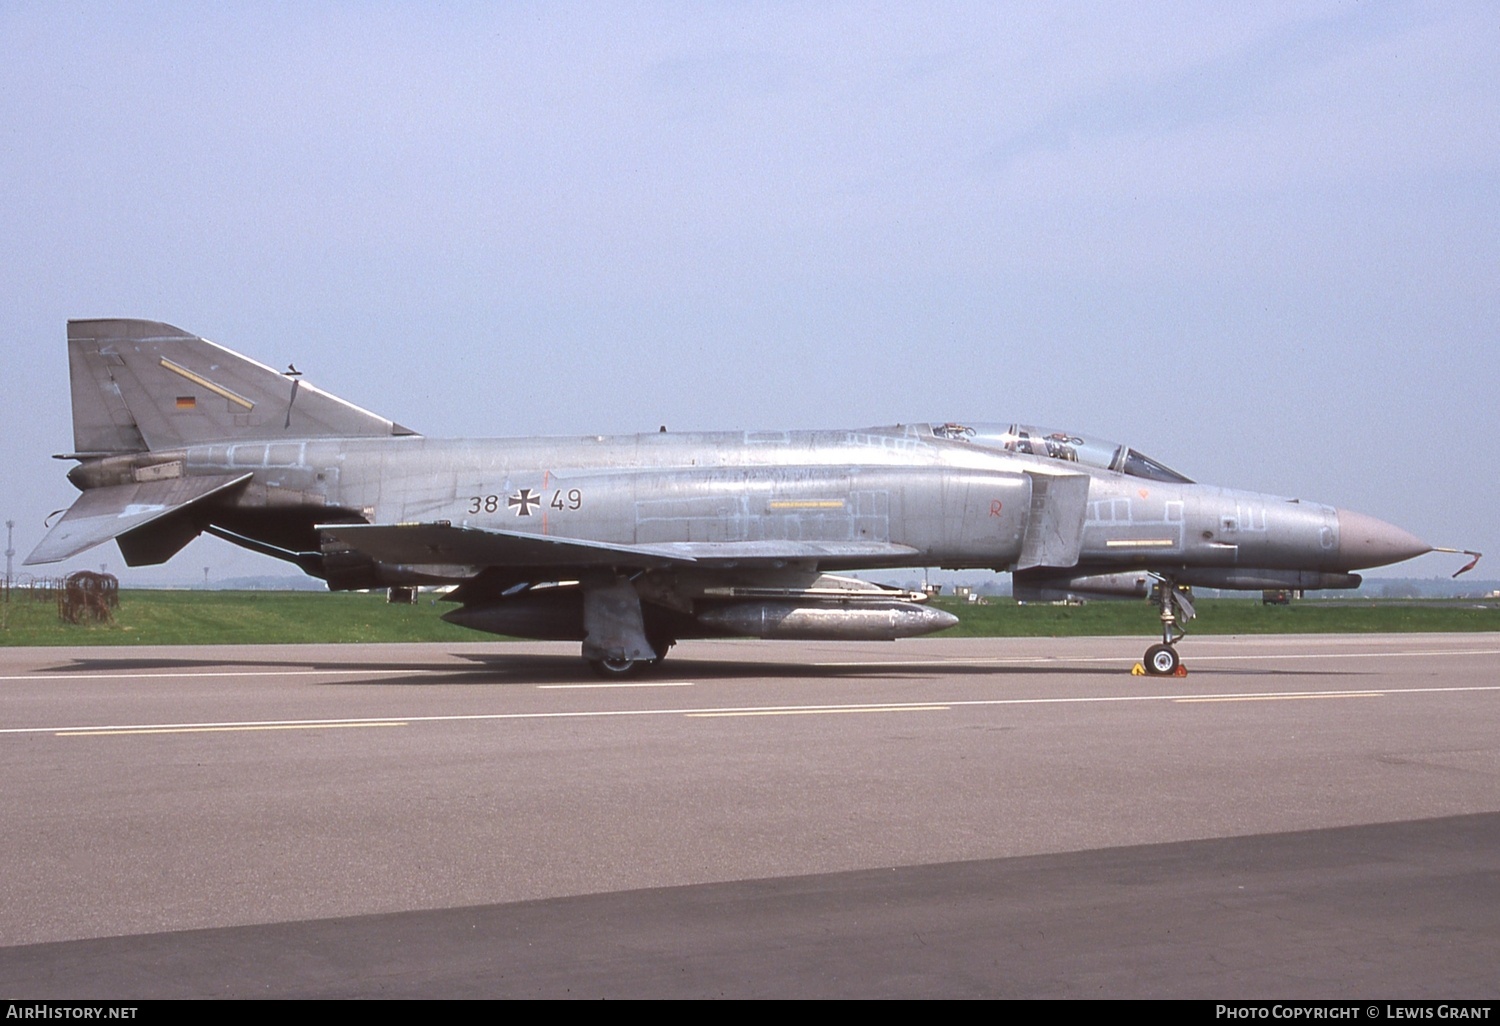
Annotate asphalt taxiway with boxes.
[1,633,1498,997]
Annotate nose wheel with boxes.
[1143,643,1180,676]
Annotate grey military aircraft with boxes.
[29,319,1477,676]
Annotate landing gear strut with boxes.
[1141,577,1195,676]
[581,574,658,679]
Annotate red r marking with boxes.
[989,500,1004,517]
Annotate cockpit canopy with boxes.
[930,422,1193,484]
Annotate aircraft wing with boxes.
[317,522,920,570]
[640,539,923,564]
[26,473,254,565]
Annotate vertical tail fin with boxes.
[66,319,417,453]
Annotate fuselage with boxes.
[66,422,1424,588]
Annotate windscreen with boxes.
[932,422,1193,483]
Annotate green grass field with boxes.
[0,589,1496,646]
[0,589,473,646]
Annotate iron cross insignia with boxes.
[507,488,540,516]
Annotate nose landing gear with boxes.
[1134,577,1194,676]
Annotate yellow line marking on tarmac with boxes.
[1174,693,1383,704]
[6,685,1499,738]
[58,722,408,737]
[538,681,697,689]
[687,705,950,718]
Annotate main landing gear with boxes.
[586,635,675,679]
[588,656,647,679]
[1134,577,1195,676]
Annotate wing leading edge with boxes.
[317,522,921,571]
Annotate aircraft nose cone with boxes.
[1336,508,1431,570]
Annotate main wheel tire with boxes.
[588,657,646,679]
[1144,643,1180,676]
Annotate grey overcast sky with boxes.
[1,1,1495,585]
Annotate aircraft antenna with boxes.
[283,364,303,429]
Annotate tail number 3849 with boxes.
[468,489,583,515]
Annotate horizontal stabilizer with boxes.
[25,473,253,565]
[318,523,921,571]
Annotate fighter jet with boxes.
[28,319,1477,676]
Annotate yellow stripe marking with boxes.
[767,500,847,510]
[1104,538,1175,547]
[687,705,949,718]
[159,358,256,409]
[1174,693,1382,704]
[539,681,696,689]
[9,683,1498,738]
[59,721,406,737]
